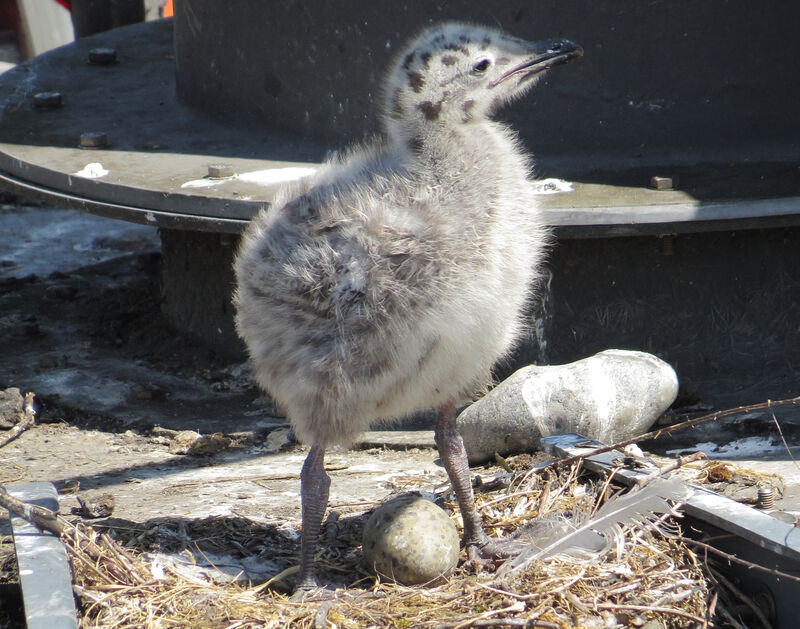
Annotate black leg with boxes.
[296,444,330,592]
[434,403,489,553]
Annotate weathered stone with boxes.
[362,493,460,585]
[264,427,292,452]
[75,493,115,518]
[45,284,79,300]
[151,426,179,438]
[168,430,231,456]
[458,350,678,464]
[0,386,24,429]
[129,382,168,402]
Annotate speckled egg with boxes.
[362,494,460,585]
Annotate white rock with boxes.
[458,350,678,464]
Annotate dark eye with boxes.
[472,58,491,73]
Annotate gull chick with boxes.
[234,21,582,593]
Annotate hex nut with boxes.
[650,175,677,190]
[659,234,676,256]
[207,163,236,178]
[33,91,63,109]
[79,132,108,148]
[88,47,118,65]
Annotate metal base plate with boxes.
[0,20,798,235]
[0,20,322,232]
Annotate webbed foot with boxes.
[289,582,340,602]
[465,535,529,571]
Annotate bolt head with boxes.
[207,164,235,178]
[659,234,676,256]
[80,132,108,148]
[88,48,118,65]
[650,175,676,191]
[33,91,63,109]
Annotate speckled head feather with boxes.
[383,22,582,144]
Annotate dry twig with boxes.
[0,483,63,536]
[0,485,148,585]
[634,451,708,487]
[549,394,800,470]
[595,602,706,624]
[680,537,800,584]
[0,391,36,448]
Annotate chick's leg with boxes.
[434,403,491,558]
[295,444,330,593]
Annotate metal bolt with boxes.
[757,486,775,510]
[88,47,117,65]
[650,175,676,190]
[33,91,63,109]
[659,234,675,256]
[207,163,235,178]
[79,132,108,149]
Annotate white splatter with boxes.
[532,178,573,195]
[667,436,776,458]
[182,179,217,189]
[237,167,316,184]
[182,178,224,189]
[181,167,316,189]
[73,163,109,179]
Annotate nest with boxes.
[55,456,734,629]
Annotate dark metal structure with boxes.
[0,1,798,406]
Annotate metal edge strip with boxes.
[0,169,252,233]
[7,482,78,629]
[539,433,800,563]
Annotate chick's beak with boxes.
[490,38,583,88]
